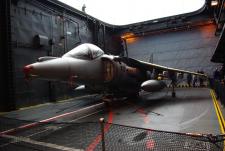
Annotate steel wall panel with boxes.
[7,0,123,108]
[10,0,94,108]
[127,24,220,76]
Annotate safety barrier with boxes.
[167,83,208,88]
[0,117,224,151]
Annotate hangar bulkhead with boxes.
[0,0,225,150]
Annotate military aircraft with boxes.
[23,43,207,98]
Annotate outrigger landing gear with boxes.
[172,92,176,98]
[172,83,176,98]
[169,72,176,98]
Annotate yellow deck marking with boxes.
[210,90,225,150]
[214,93,225,124]
[211,91,224,133]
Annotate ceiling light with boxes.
[211,0,218,6]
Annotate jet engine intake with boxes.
[103,60,115,82]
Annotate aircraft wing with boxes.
[114,57,207,77]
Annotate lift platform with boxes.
[0,88,224,150]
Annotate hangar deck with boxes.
[1,0,225,150]
[0,88,224,151]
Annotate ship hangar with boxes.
[0,0,225,150]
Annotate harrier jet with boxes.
[23,43,207,97]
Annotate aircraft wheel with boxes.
[172,92,176,98]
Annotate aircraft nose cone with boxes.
[23,58,71,80]
[23,65,33,79]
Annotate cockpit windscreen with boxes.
[63,43,104,60]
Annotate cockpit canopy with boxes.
[63,43,104,60]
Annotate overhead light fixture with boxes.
[121,32,135,39]
[211,0,218,6]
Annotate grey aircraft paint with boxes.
[24,43,207,97]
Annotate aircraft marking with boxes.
[127,102,150,124]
